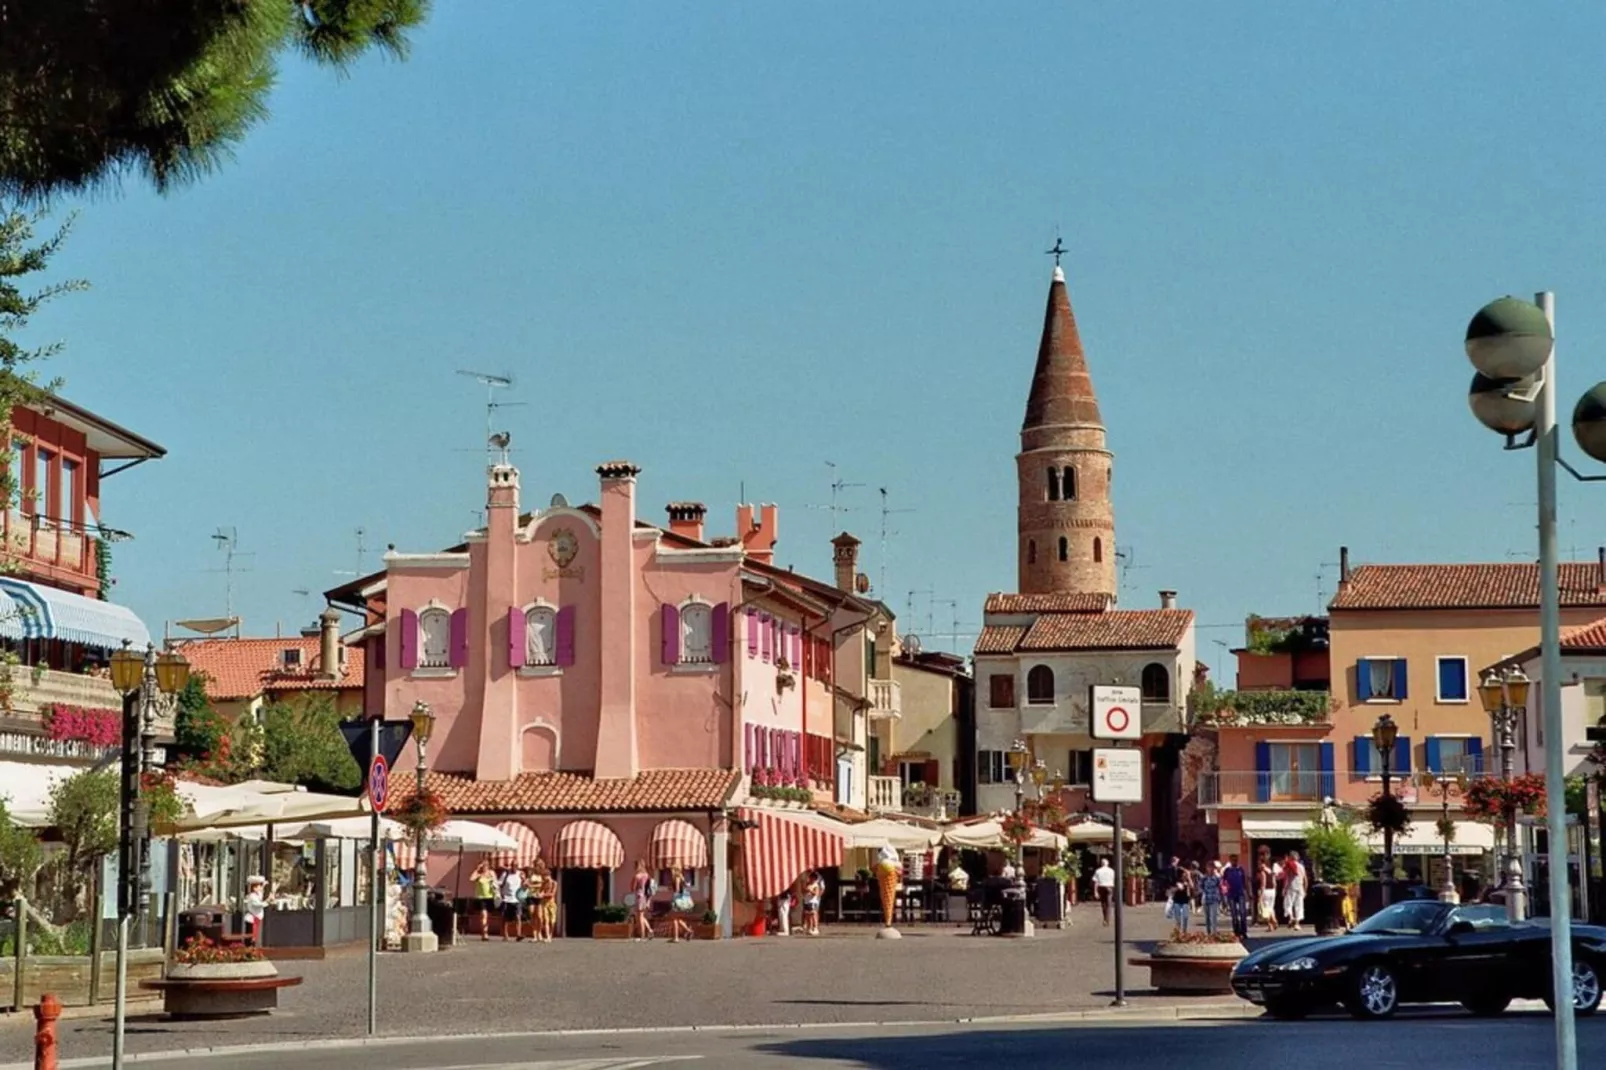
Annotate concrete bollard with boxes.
[34,993,61,1070]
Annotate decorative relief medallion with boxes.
[549,528,579,568]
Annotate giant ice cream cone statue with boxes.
[874,845,903,937]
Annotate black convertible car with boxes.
[1231,900,1606,1020]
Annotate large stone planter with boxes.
[1129,940,1249,995]
[591,922,631,940]
[145,961,300,1019]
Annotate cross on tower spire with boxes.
[1045,236,1068,267]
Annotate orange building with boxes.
[176,610,366,724]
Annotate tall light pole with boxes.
[1419,768,1467,904]
[1371,712,1398,904]
[1465,294,1582,1069]
[404,700,437,953]
[1477,667,1530,921]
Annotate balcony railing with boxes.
[867,775,902,813]
[3,511,97,582]
[867,678,901,720]
[1197,769,1329,807]
[1191,688,1334,728]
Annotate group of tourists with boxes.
[1161,849,1313,939]
[471,859,556,942]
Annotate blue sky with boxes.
[28,2,1606,679]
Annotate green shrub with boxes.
[594,903,630,924]
[1303,819,1370,886]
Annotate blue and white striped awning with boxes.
[0,577,150,650]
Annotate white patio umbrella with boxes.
[426,820,521,852]
[940,819,1066,852]
[1063,820,1138,845]
[846,818,942,852]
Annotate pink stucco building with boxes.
[337,457,889,936]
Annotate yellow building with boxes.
[867,649,974,817]
[177,609,366,722]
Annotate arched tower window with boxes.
[1026,665,1055,704]
[1057,537,1068,562]
[1093,537,1103,563]
[1027,539,1036,564]
[1046,468,1059,501]
[1061,467,1076,500]
[1141,662,1171,701]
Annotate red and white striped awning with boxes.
[489,821,543,868]
[737,807,846,901]
[649,819,709,870]
[552,819,625,870]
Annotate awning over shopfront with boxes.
[553,819,625,869]
[649,819,709,870]
[737,806,846,901]
[0,576,150,650]
[489,820,543,868]
[1366,821,1495,856]
[1241,818,1311,839]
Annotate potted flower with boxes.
[1122,846,1149,906]
[1303,814,1370,935]
[591,902,632,939]
[695,908,721,941]
[1130,929,1250,994]
[146,936,300,1018]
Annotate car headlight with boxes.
[1272,957,1319,972]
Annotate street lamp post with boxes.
[404,700,437,953]
[1008,738,1028,814]
[1477,668,1530,922]
[1419,769,1467,904]
[1371,713,1398,905]
[1465,294,1586,1069]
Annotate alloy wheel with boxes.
[1572,961,1602,1011]
[1358,965,1398,1017]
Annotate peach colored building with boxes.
[330,458,894,936]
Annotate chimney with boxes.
[1159,590,1177,610]
[595,460,642,780]
[736,502,779,565]
[832,532,861,592]
[1339,546,1350,584]
[318,607,341,680]
[666,501,707,543]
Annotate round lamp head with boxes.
[109,647,143,694]
[1573,382,1606,464]
[1469,372,1539,436]
[1031,761,1047,787]
[154,652,190,695]
[1477,671,1506,714]
[1465,296,1552,379]
[1505,668,1531,709]
[1371,712,1399,751]
[410,700,435,744]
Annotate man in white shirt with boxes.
[499,867,524,941]
[1092,857,1116,927]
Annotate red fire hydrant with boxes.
[34,993,61,1070]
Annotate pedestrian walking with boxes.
[1187,860,1204,916]
[470,861,497,940]
[630,859,655,941]
[1165,874,1191,933]
[498,865,523,941]
[802,870,824,936]
[1282,853,1307,932]
[1223,854,1250,939]
[1257,851,1279,931]
[1092,856,1116,927]
[1200,859,1224,935]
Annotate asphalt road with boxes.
[20,1012,1605,1070]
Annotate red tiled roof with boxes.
[1563,617,1606,652]
[975,609,1193,654]
[984,592,1114,614]
[1330,563,1606,611]
[414,768,742,815]
[180,637,365,701]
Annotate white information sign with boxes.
[1092,747,1144,803]
[1090,684,1142,741]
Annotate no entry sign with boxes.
[368,755,391,812]
[1090,684,1142,741]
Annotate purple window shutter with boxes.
[711,602,730,663]
[556,605,577,666]
[448,608,469,668]
[508,607,526,669]
[372,633,385,672]
[787,731,799,780]
[761,615,772,662]
[399,609,419,670]
[747,610,759,656]
[661,603,681,665]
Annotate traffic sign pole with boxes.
[1111,801,1126,1007]
[368,718,380,1036]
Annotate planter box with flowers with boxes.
[141,937,301,1018]
[1129,930,1248,994]
[591,902,632,939]
[749,768,811,806]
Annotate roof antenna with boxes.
[808,461,864,533]
[877,487,915,597]
[204,527,253,634]
[456,370,524,465]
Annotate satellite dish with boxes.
[903,634,922,655]
[550,493,569,508]
[854,572,871,594]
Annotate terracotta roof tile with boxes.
[1019,609,1192,651]
[1561,617,1606,653]
[984,592,1114,614]
[179,637,365,701]
[413,768,742,815]
[1330,563,1606,611]
[974,625,1028,655]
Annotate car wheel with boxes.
[1545,958,1603,1016]
[1262,997,1310,1021]
[1346,963,1400,1020]
[1461,994,1512,1017]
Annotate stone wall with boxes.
[0,948,165,1010]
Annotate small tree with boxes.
[1303,817,1370,887]
[258,694,360,793]
[45,769,118,920]
[0,797,43,900]
[173,672,227,762]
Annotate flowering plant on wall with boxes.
[1464,773,1548,822]
[42,704,121,747]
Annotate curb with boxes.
[0,1003,1260,1069]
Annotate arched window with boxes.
[525,605,557,666]
[1061,467,1076,500]
[1027,539,1036,564]
[1141,662,1171,701]
[1057,536,1068,562]
[1093,537,1103,563]
[680,602,713,663]
[1046,468,1060,501]
[1026,665,1055,704]
[419,607,451,668]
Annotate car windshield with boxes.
[1351,901,1451,936]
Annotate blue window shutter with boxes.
[1467,736,1485,774]
[1254,742,1271,803]
[1318,742,1335,799]
[1353,736,1371,775]
[1394,658,1408,700]
[1356,658,1372,701]
[1425,736,1442,774]
[1394,735,1412,774]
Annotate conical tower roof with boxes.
[1022,266,1102,433]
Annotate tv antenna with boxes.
[932,598,958,643]
[1114,544,1148,597]
[906,588,933,632]
[876,488,916,597]
[205,527,254,621]
[806,461,865,533]
[457,370,525,464]
[332,527,373,580]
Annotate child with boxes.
[802,870,824,936]
[776,887,794,936]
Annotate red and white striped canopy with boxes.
[649,819,709,870]
[490,821,543,868]
[737,807,845,901]
[552,819,625,870]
